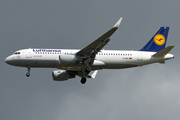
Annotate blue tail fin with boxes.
[140,27,169,52]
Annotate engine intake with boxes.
[52,70,75,81]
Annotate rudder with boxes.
[140,27,169,52]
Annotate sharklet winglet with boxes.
[113,17,123,28]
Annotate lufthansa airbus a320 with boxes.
[5,18,174,84]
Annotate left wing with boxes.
[76,18,123,64]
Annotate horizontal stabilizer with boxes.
[152,46,174,57]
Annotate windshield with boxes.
[14,52,20,55]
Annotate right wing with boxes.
[76,18,123,64]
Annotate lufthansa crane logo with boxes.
[154,34,166,46]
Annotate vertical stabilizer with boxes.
[140,27,169,52]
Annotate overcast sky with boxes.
[1,0,180,120]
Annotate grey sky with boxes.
[1,0,180,120]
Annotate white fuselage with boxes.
[5,48,174,71]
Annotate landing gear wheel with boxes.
[85,67,91,73]
[81,77,87,84]
[26,66,31,77]
[26,73,30,77]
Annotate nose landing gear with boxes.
[26,66,31,77]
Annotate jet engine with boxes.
[52,70,75,81]
[59,55,82,65]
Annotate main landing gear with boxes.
[26,66,31,77]
[85,67,91,73]
[80,67,91,84]
[81,77,87,84]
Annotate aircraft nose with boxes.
[5,56,12,65]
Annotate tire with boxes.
[26,73,30,77]
[81,77,86,84]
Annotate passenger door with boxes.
[26,48,32,58]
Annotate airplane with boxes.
[5,17,175,84]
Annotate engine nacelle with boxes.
[52,70,75,81]
[59,55,82,65]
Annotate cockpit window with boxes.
[14,52,20,55]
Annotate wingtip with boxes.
[113,17,123,28]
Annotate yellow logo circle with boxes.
[154,34,166,46]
